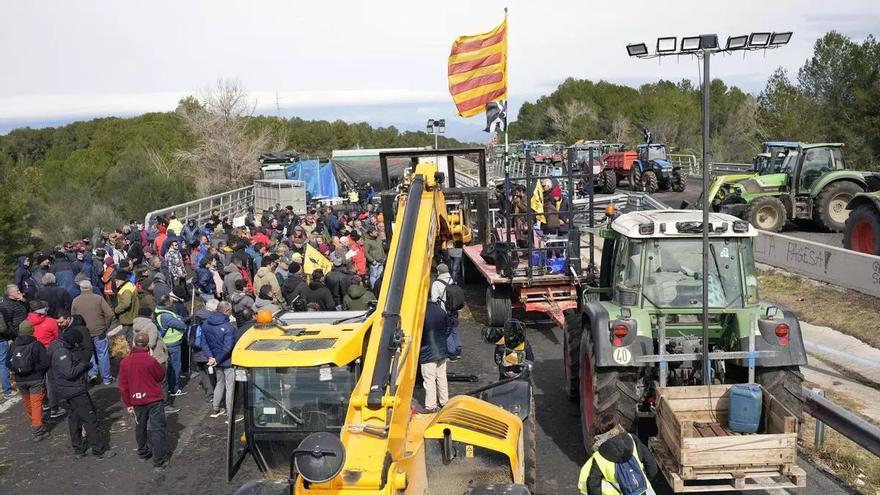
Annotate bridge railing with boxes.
[144,185,254,227]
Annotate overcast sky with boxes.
[1,0,877,139]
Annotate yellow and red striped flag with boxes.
[448,18,507,118]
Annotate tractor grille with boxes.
[437,409,510,440]
[288,338,337,351]
[246,338,337,352]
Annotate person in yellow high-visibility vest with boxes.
[577,418,658,495]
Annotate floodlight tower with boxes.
[427,118,446,149]
[626,31,792,386]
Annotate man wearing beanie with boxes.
[6,320,50,441]
[51,328,115,458]
[71,279,115,385]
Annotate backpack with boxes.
[9,342,36,376]
[614,437,648,495]
[438,279,465,312]
[188,325,205,350]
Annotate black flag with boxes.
[484,100,507,133]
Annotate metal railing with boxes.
[454,170,481,188]
[144,185,254,227]
[668,154,699,176]
[688,161,753,178]
[803,387,880,457]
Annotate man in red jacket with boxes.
[118,332,170,471]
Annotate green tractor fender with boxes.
[583,302,652,368]
[734,306,807,367]
[729,173,788,203]
[808,171,867,197]
[846,190,880,211]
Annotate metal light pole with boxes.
[626,31,792,386]
[427,118,446,149]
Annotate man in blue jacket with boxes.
[203,301,236,419]
[419,300,449,412]
[154,295,189,398]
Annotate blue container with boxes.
[530,251,546,267]
[547,258,567,274]
[728,384,763,433]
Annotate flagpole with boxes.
[503,7,511,246]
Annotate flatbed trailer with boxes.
[650,384,806,493]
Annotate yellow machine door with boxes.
[228,378,251,482]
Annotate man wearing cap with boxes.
[114,271,139,344]
[119,331,170,470]
[72,280,116,385]
[51,327,115,459]
[325,259,350,310]
[363,227,386,288]
[6,320,50,441]
[154,295,188,398]
[31,255,52,292]
[274,256,291,288]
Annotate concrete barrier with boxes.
[753,230,880,297]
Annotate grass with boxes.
[757,269,880,349]
[800,381,880,494]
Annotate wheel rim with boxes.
[829,195,853,224]
[755,205,779,229]
[852,220,875,254]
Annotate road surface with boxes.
[0,280,857,495]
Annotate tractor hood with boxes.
[707,173,757,203]
[734,173,787,195]
[652,159,673,169]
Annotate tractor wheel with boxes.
[562,309,583,401]
[522,390,537,493]
[600,169,617,194]
[579,330,639,453]
[746,196,787,232]
[672,170,688,192]
[844,203,880,255]
[640,171,659,194]
[629,167,642,191]
[756,366,805,422]
[815,181,863,232]
[486,285,512,327]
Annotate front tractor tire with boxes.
[563,310,583,401]
[578,330,639,453]
[756,366,805,421]
[640,171,659,194]
[486,285,512,328]
[747,196,787,232]
[672,170,688,192]
[600,169,617,194]
[629,166,642,191]
[815,181,863,232]
[844,203,880,255]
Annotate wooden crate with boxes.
[650,384,806,492]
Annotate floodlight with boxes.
[700,34,718,50]
[426,119,434,132]
[657,37,676,53]
[681,36,701,52]
[726,35,748,50]
[749,32,771,47]
[437,119,446,134]
[770,32,792,46]
[626,43,648,57]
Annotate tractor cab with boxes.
[637,143,669,163]
[756,141,801,174]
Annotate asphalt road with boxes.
[0,280,859,495]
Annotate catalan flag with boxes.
[448,18,507,118]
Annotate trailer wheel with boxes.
[579,330,639,452]
[562,309,583,401]
[522,390,537,493]
[486,285,512,327]
[844,203,880,255]
[601,169,617,194]
[629,166,642,191]
[672,170,688,192]
[756,366,804,421]
[815,181,862,232]
[640,171,659,194]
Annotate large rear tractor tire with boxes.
[746,196,787,232]
[640,171,659,194]
[579,331,639,453]
[601,169,617,194]
[522,390,537,493]
[486,285,512,327]
[629,167,642,191]
[815,181,863,232]
[563,309,583,401]
[844,203,880,255]
[756,366,804,422]
[672,170,688,192]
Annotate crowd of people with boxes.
[0,198,466,468]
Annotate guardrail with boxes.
[803,387,880,457]
[688,161,753,178]
[144,185,254,227]
[753,230,880,298]
[668,154,699,176]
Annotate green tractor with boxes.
[715,143,880,232]
[844,191,880,255]
[705,141,801,207]
[563,209,807,450]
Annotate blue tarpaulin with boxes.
[285,160,339,198]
